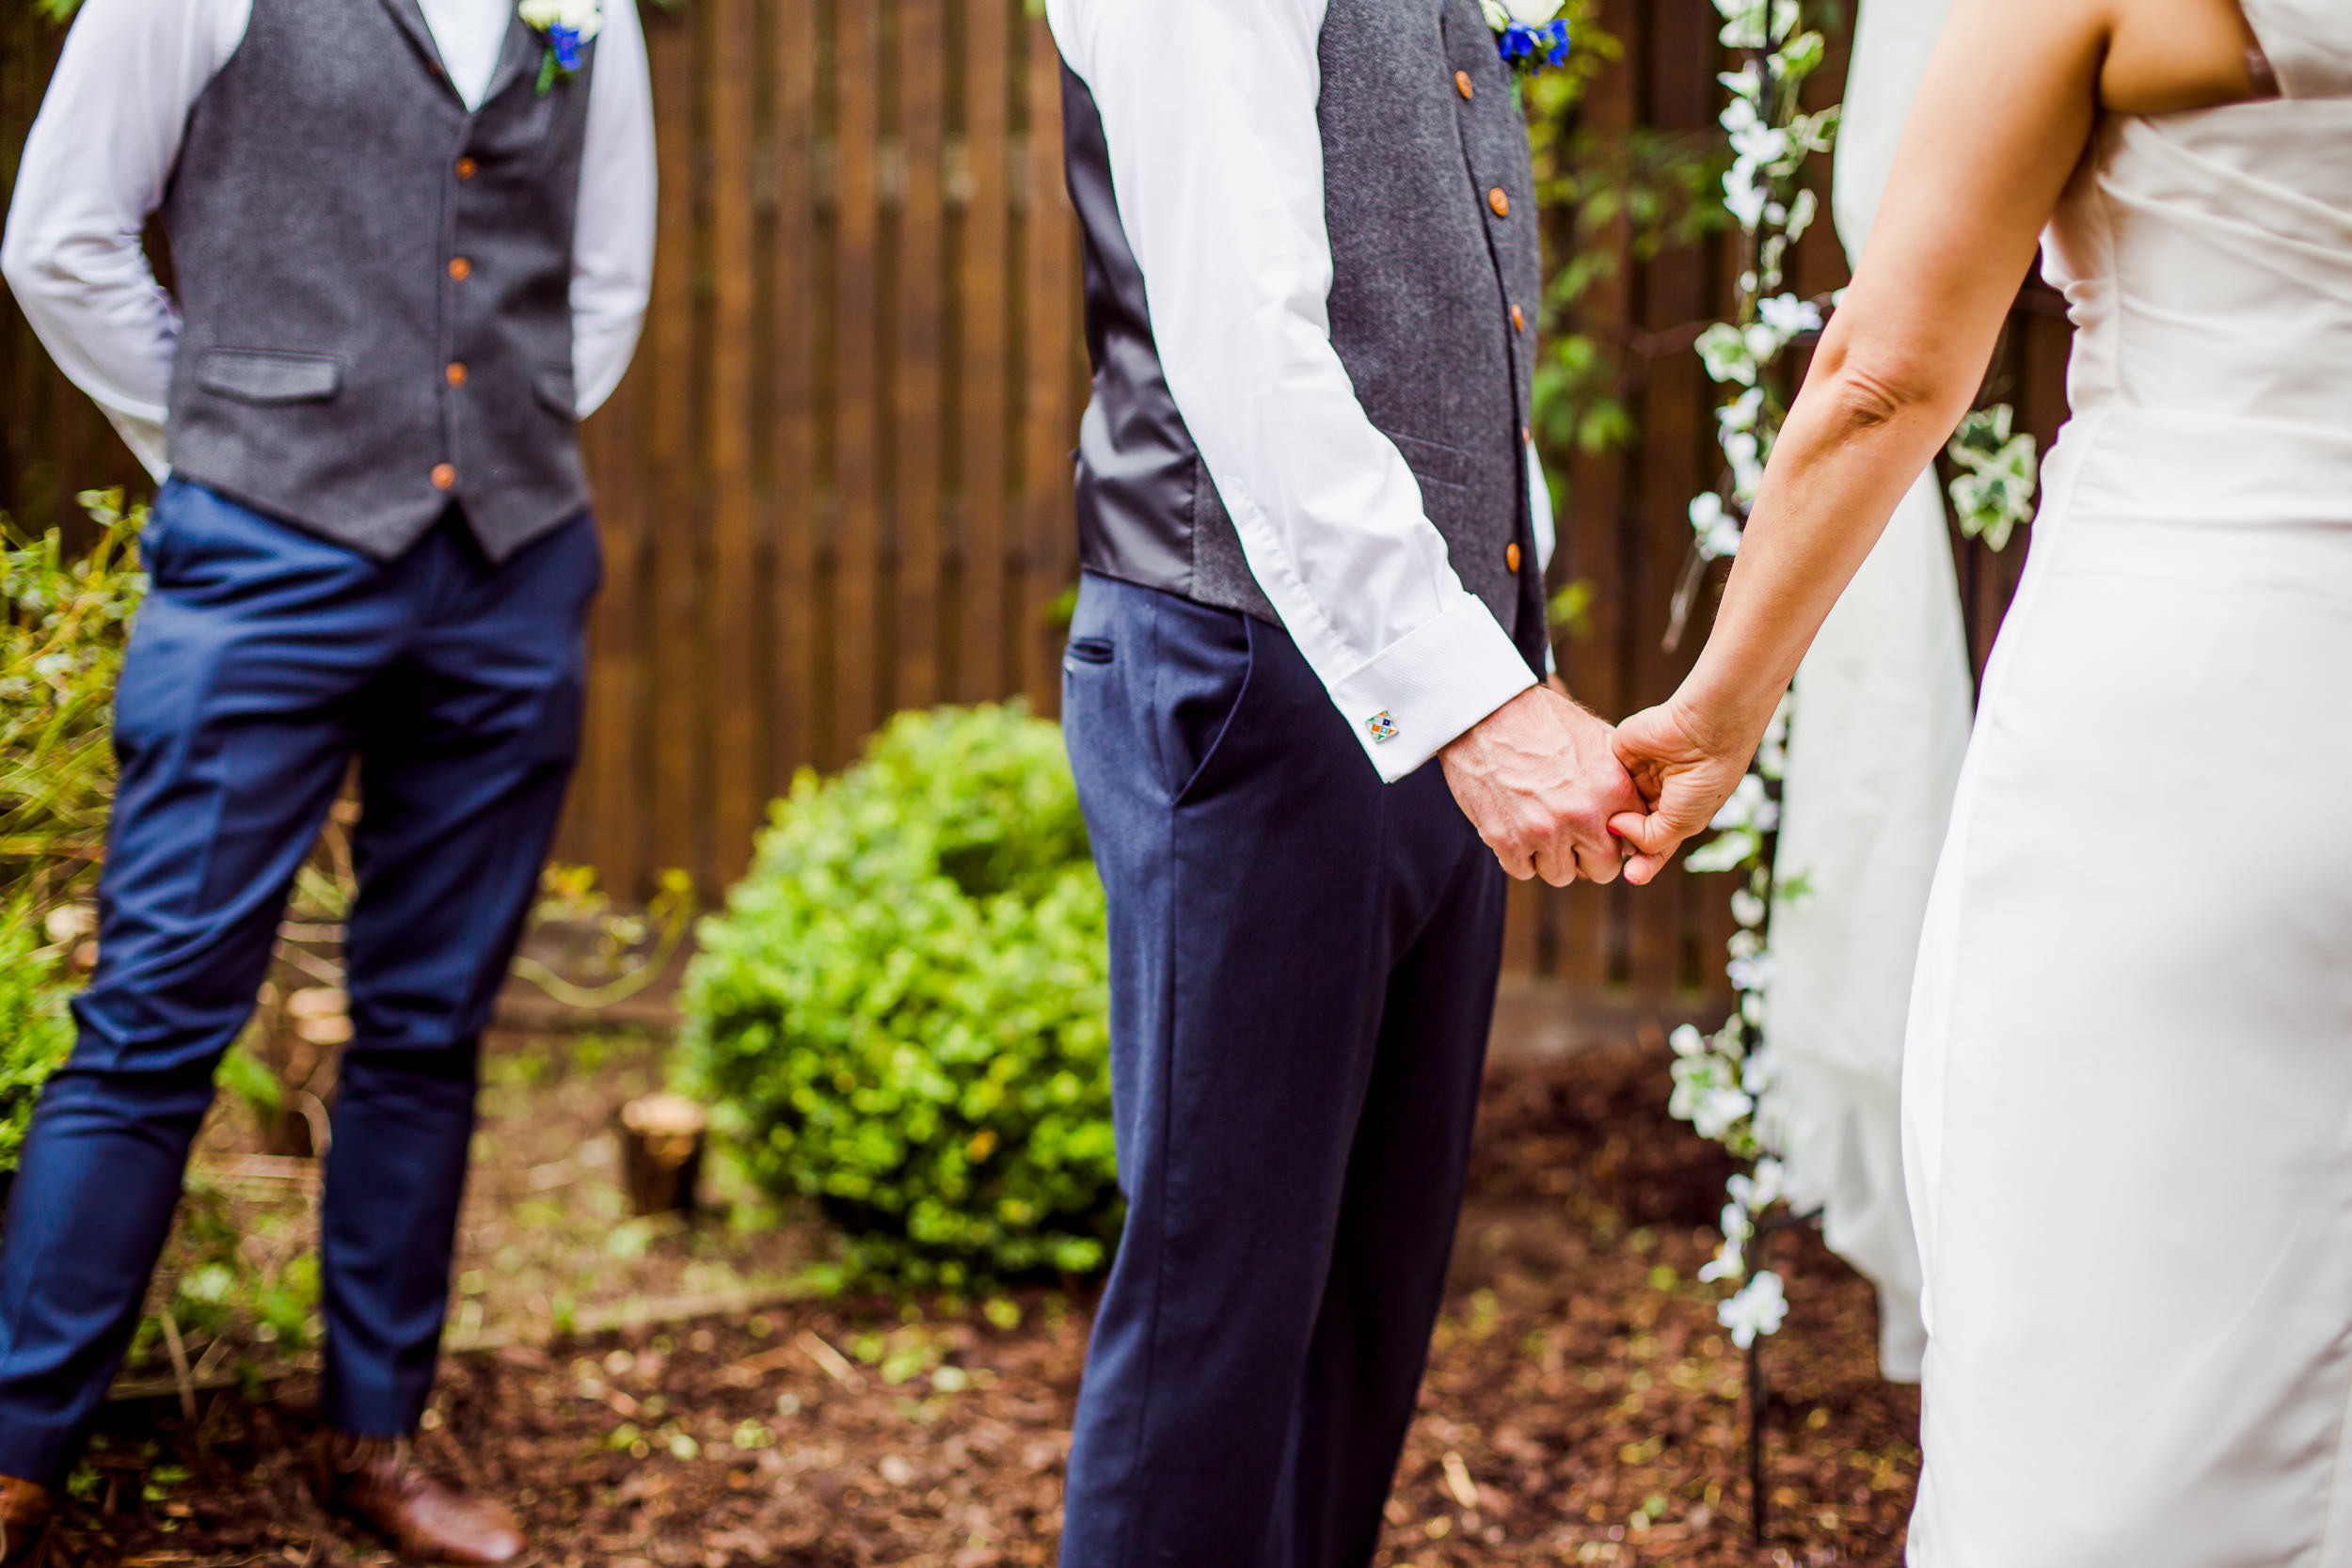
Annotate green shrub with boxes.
[1,490,147,909]
[0,907,75,1175]
[0,492,146,1174]
[680,704,1118,1290]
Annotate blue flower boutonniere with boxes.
[1481,0,1571,75]
[521,0,603,96]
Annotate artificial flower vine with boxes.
[1667,0,1839,1358]
[1672,0,2037,1363]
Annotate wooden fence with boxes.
[0,0,2065,1007]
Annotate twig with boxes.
[156,1309,199,1422]
[795,1329,863,1389]
[294,1091,333,1158]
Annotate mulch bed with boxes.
[56,1039,1919,1566]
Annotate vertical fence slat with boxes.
[706,0,761,879]
[1624,0,1716,1000]
[895,0,947,711]
[644,6,707,885]
[958,0,1013,704]
[573,336,646,891]
[771,0,822,785]
[1550,0,1641,991]
[833,0,883,760]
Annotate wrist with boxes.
[1663,677,1773,763]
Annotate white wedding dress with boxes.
[1901,4,2352,1561]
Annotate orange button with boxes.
[445,361,468,388]
[1511,304,1525,333]
[1522,424,1533,445]
[1506,542,1522,573]
[1487,187,1511,218]
[455,156,478,180]
[1455,70,1474,100]
[431,463,456,490]
[449,257,472,281]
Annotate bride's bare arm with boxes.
[1608,0,2267,884]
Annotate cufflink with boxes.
[1365,711,1399,744]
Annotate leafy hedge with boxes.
[679,704,1118,1290]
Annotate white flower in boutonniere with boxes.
[521,0,602,97]
[1480,0,1572,75]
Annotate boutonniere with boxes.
[521,0,602,96]
[1481,0,1572,75]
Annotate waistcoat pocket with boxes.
[1389,431,1479,494]
[195,349,342,404]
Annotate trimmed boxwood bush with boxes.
[679,704,1118,1290]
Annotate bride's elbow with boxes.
[1812,356,1943,437]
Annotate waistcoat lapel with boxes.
[479,7,539,108]
[374,0,459,99]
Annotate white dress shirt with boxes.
[1047,0,1551,781]
[0,0,657,482]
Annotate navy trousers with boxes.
[1057,574,1508,1568]
[0,481,596,1482]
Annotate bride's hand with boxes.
[1606,701,1758,886]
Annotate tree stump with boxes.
[617,1093,707,1216]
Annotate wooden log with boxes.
[615,1092,707,1216]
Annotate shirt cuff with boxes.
[1325,596,1538,783]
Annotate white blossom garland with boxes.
[1672,0,2037,1356]
[1667,0,1838,1354]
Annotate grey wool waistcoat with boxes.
[1059,0,1548,672]
[162,0,596,564]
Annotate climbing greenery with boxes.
[680,704,1118,1291]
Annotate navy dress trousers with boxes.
[0,479,596,1483]
[1057,572,1509,1568]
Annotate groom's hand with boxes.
[1440,679,1645,886]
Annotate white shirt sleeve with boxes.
[0,0,246,482]
[1046,0,1537,782]
[571,0,657,417]
[1530,437,1557,675]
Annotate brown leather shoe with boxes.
[0,1477,51,1568]
[313,1432,525,1565]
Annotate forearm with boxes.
[1673,350,1971,752]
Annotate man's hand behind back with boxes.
[1439,679,1643,886]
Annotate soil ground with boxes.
[55,1029,1919,1566]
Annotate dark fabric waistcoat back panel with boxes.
[1060,0,1548,671]
[162,0,596,563]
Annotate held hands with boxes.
[1440,678,1645,886]
[1605,700,1759,886]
